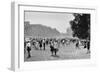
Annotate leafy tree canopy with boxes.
[70,13,90,40]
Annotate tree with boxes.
[70,13,90,40]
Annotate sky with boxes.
[25,11,74,33]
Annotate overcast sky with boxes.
[25,11,74,33]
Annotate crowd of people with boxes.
[24,37,90,59]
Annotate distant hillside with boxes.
[24,23,61,38]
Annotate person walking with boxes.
[50,41,59,56]
[43,39,46,50]
[87,41,90,54]
[76,40,79,49]
[39,40,42,50]
[54,41,59,56]
[26,41,31,58]
[50,42,54,56]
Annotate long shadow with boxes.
[51,55,60,58]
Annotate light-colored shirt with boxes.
[26,42,31,47]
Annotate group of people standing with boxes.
[24,38,90,59]
[75,40,90,53]
[24,38,60,58]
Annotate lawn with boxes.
[24,43,90,62]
